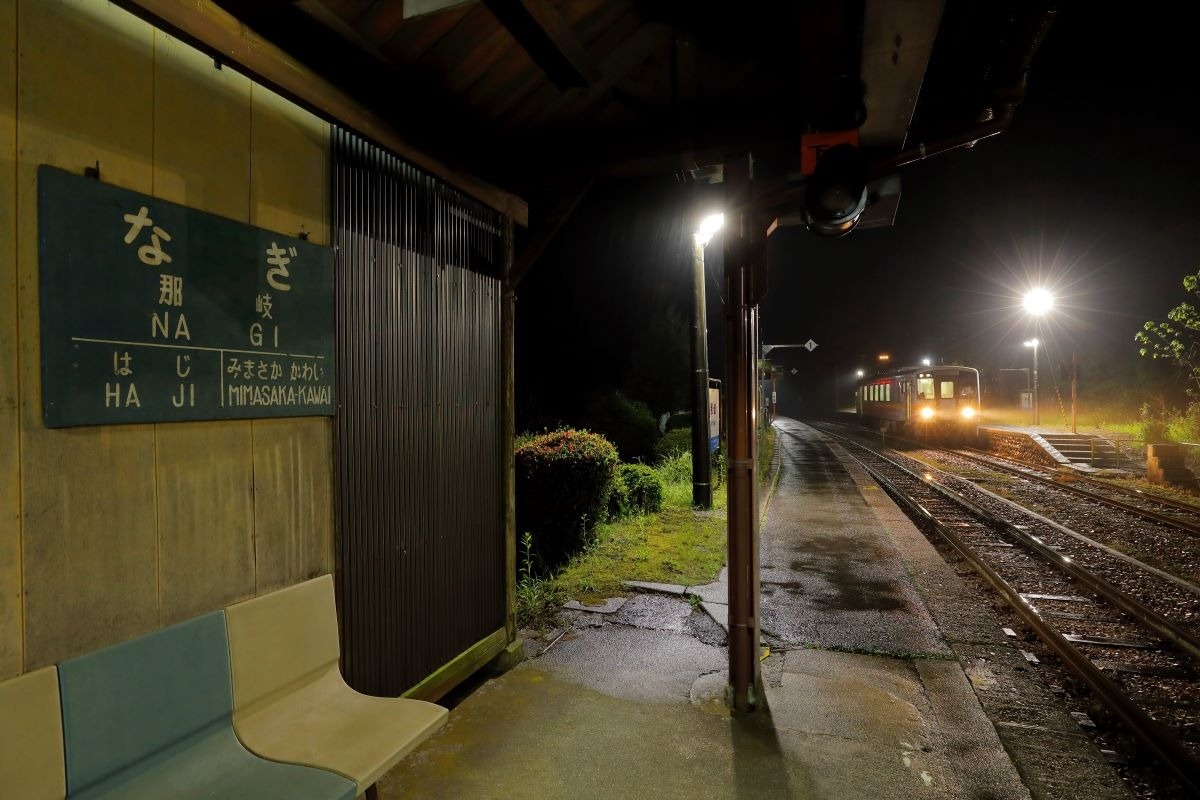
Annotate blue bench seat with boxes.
[57,611,356,799]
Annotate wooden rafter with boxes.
[483,0,602,90]
[509,176,594,287]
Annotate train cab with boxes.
[857,365,981,441]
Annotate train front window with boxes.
[917,376,934,399]
[940,381,954,399]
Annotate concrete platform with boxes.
[375,418,1105,799]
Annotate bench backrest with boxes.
[0,666,66,799]
[57,611,233,794]
[225,574,341,715]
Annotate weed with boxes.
[515,531,564,631]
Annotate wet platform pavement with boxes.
[377,418,1056,799]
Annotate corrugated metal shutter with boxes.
[332,127,505,696]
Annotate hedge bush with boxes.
[582,392,660,463]
[655,427,692,463]
[607,473,631,520]
[617,463,664,515]
[665,412,692,431]
[516,428,618,568]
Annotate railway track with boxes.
[954,447,1200,537]
[812,425,1200,795]
[821,418,1200,592]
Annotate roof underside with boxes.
[210,0,1055,203]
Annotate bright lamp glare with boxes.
[695,213,724,246]
[1023,288,1054,315]
[1023,338,1039,348]
[921,358,931,366]
[855,369,864,378]
[919,407,935,420]
[961,406,976,419]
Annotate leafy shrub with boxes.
[665,412,692,431]
[1139,401,1172,443]
[712,441,726,487]
[516,428,618,568]
[655,427,693,462]
[1166,401,1200,444]
[617,463,664,515]
[657,450,692,484]
[582,392,660,463]
[607,474,631,520]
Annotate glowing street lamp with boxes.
[855,369,864,378]
[695,213,724,247]
[921,357,931,367]
[1024,338,1040,426]
[1023,288,1054,316]
[1022,288,1053,426]
[690,213,723,509]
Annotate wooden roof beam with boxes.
[509,176,593,287]
[483,0,602,90]
[120,0,528,224]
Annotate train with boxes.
[856,364,981,441]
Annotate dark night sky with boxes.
[515,9,1200,426]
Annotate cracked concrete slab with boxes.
[612,593,691,633]
[621,580,686,595]
[562,597,627,614]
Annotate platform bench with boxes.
[55,611,359,799]
[0,665,67,799]
[224,574,449,799]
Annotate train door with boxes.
[935,373,957,414]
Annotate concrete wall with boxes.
[0,0,334,678]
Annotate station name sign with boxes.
[38,165,335,428]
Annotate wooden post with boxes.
[724,153,762,712]
[502,216,517,643]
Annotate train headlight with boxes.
[919,407,935,420]
[961,406,976,419]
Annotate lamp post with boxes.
[1023,338,1040,425]
[1022,288,1054,427]
[691,213,723,510]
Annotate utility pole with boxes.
[690,219,719,510]
[724,153,762,712]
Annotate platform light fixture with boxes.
[855,369,864,378]
[921,357,931,366]
[1022,288,1054,316]
[689,212,723,510]
[1022,288,1053,427]
[1024,338,1041,426]
[877,353,890,363]
[695,213,724,247]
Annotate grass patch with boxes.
[520,430,779,624]
[759,424,777,484]
[554,495,727,604]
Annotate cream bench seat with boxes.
[225,574,448,798]
[0,666,66,799]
